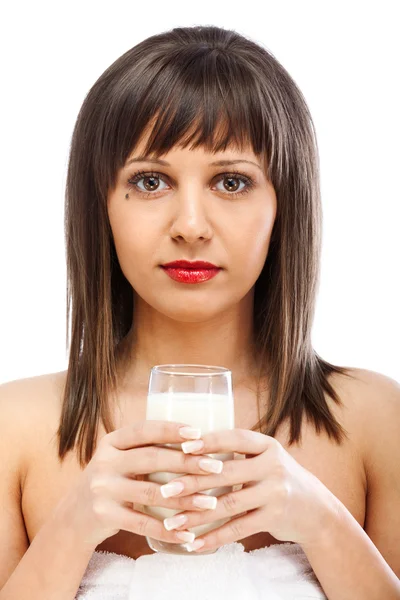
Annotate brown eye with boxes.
[145,175,161,191]
[127,170,255,199]
[221,176,241,193]
[134,173,166,193]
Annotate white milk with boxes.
[142,392,235,537]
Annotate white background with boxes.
[0,1,399,385]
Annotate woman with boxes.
[0,24,399,600]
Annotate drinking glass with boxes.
[142,364,235,555]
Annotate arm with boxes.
[302,371,400,600]
[0,380,96,600]
[1,502,97,600]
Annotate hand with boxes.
[53,421,239,549]
[166,428,342,552]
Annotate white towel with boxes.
[76,542,327,599]
[75,551,134,599]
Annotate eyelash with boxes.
[126,170,255,199]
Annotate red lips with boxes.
[162,260,219,269]
[160,260,221,284]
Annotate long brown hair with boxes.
[59,24,354,468]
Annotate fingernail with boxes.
[182,439,204,453]
[193,494,217,509]
[183,539,205,552]
[160,481,184,498]
[163,513,188,531]
[179,426,202,439]
[175,531,196,543]
[198,458,223,473]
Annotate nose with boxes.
[169,187,213,243]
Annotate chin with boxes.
[159,304,223,324]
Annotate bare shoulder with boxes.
[0,372,68,582]
[0,369,67,417]
[334,367,400,576]
[0,371,68,479]
[327,366,400,432]
[321,365,400,483]
[343,366,400,466]
[335,365,400,397]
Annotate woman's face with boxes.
[107,137,277,323]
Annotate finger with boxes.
[188,508,263,552]
[108,475,220,513]
[103,499,194,544]
[184,428,275,456]
[166,453,265,496]
[171,481,266,531]
[116,444,231,477]
[104,420,197,451]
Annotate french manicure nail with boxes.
[198,458,223,473]
[175,531,196,543]
[179,426,202,439]
[193,494,217,509]
[183,539,205,552]
[163,513,188,531]
[182,439,204,453]
[160,481,184,498]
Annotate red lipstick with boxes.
[161,260,221,284]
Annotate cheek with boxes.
[108,211,154,281]
[236,210,275,266]
[109,203,148,252]
[112,227,141,264]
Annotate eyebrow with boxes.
[125,156,262,171]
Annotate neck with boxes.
[115,289,264,394]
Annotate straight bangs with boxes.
[91,45,287,198]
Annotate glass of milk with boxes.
[143,364,235,555]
